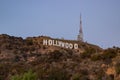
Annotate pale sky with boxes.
[0,0,120,48]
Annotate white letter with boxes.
[74,44,78,49]
[48,39,53,45]
[55,40,58,46]
[43,39,48,45]
[65,43,69,48]
[69,43,73,49]
[52,40,55,46]
[58,41,64,47]
[61,42,65,47]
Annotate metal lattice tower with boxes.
[77,14,83,42]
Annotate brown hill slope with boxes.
[0,34,120,80]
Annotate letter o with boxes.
[65,43,69,48]
[48,40,52,45]
[74,44,78,49]
[69,43,73,49]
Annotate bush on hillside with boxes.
[11,70,36,80]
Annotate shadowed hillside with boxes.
[0,34,120,80]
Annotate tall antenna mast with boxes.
[77,13,83,42]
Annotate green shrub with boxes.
[11,75,21,80]
[11,70,36,80]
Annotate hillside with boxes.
[0,34,120,80]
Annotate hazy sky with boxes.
[0,0,120,48]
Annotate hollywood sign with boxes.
[43,39,78,49]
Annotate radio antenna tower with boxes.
[77,14,83,42]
